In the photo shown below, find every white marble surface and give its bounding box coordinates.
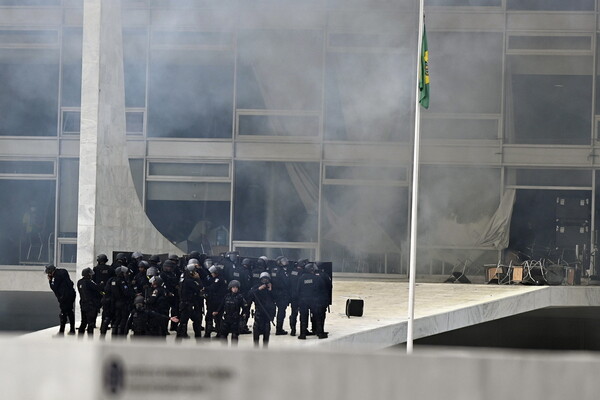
[77,0,179,281]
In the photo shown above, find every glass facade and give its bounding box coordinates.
[1,1,600,277]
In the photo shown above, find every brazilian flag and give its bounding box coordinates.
[419,25,429,109]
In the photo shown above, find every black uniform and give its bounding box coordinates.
[298,271,326,339]
[234,264,253,333]
[133,271,150,297]
[177,274,204,338]
[270,265,290,334]
[160,268,180,331]
[247,283,276,347]
[99,277,115,335]
[110,275,135,336]
[49,268,76,334]
[126,307,171,337]
[315,269,332,335]
[216,292,246,344]
[146,285,170,336]
[204,274,228,338]
[93,262,114,291]
[288,267,303,335]
[76,277,102,334]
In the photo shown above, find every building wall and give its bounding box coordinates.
[1,1,600,287]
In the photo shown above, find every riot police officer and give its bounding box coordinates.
[237,258,253,334]
[204,265,227,338]
[177,264,205,339]
[214,280,246,346]
[76,267,102,335]
[247,271,276,348]
[288,259,306,336]
[93,253,114,290]
[271,256,290,335]
[133,260,150,296]
[160,259,180,333]
[314,263,332,337]
[129,251,144,273]
[126,295,178,338]
[145,276,170,337]
[110,266,135,337]
[45,264,76,335]
[297,263,327,340]
[148,254,161,271]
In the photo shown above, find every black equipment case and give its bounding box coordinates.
[345,298,364,317]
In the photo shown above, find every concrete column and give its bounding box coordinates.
[77,0,179,279]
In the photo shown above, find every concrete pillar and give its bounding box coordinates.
[76,0,179,279]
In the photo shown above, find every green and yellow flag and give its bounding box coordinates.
[418,25,429,109]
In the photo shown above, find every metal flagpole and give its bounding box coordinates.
[407,0,426,354]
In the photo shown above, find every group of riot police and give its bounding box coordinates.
[44,251,332,347]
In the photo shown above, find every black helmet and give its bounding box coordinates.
[134,295,145,305]
[146,267,158,277]
[138,260,149,269]
[116,266,129,277]
[132,251,143,259]
[189,251,201,260]
[82,267,93,278]
[227,251,239,263]
[149,254,160,264]
[259,271,270,281]
[304,263,315,273]
[228,280,240,289]
[297,259,309,268]
[168,253,179,262]
[242,258,251,267]
[97,254,108,263]
[186,264,196,273]
[162,260,175,270]
[44,264,56,274]
[276,256,289,267]
[116,253,127,261]
[149,276,163,286]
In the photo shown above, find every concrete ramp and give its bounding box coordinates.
[23,280,600,349]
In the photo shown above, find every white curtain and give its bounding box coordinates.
[476,189,516,250]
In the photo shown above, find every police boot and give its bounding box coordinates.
[204,326,212,338]
[67,312,76,335]
[170,320,179,332]
[176,324,190,339]
[57,313,67,335]
[100,318,110,336]
[275,320,288,335]
[192,322,203,338]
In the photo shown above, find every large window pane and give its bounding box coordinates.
[237,30,323,112]
[506,0,594,11]
[427,32,503,115]
[234,161,319,242]
[147,46,234,138]
[325,52,411,142]
[146,181,231,255]
[123,29,147,108]
[61,28,82,108]
[321,185,407,274]
[58,159,78,236]
[507,72,592,144]
[0,179,56,265]
[0,49,59,136]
